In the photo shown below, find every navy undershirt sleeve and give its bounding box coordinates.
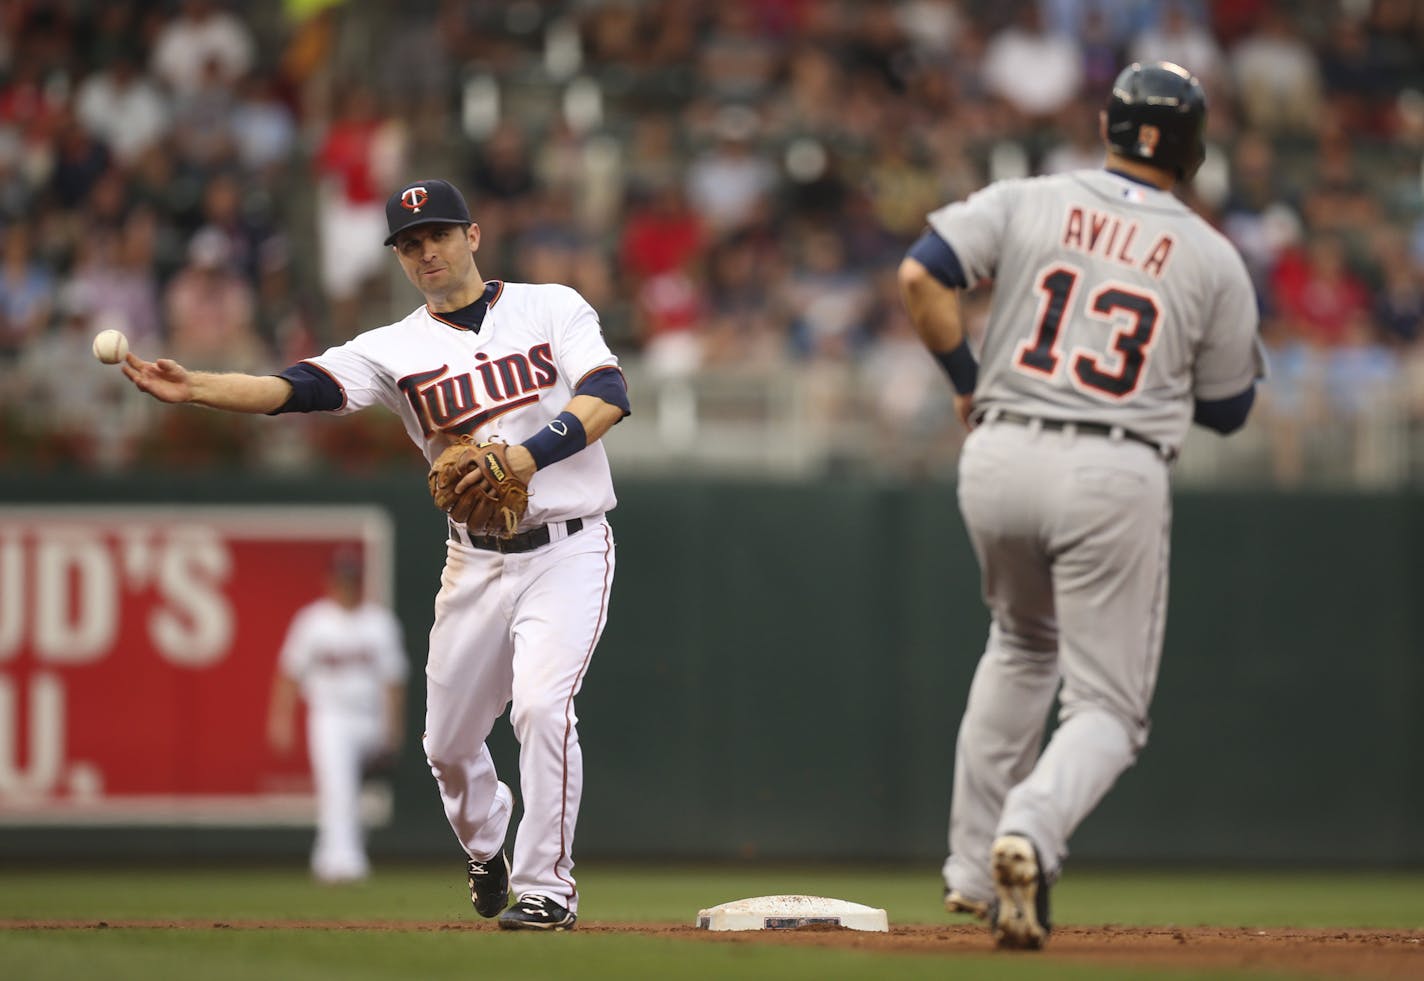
[270,363,344,414]
[906,230,969,289]
[1193,385,1255,434]
[573,367,631,417]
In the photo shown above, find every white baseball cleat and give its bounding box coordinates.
[943,887,989,920]
[989,833,1051,950]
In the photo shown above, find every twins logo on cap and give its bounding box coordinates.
[385,179,473,245]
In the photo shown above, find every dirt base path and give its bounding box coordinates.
[4,919,1420,979]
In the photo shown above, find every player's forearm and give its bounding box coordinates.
[188,372,293,414]
[565,394,625,444]
[898,257,966,353]
[507,394,625,480]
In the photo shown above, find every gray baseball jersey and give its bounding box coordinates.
[927,170,1260,450]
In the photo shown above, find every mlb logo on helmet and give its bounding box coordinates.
[384,179,472,245]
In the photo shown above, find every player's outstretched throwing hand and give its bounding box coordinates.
[121,352,194,404]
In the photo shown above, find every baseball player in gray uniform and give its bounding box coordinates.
[121,178,630,931]
[898,63,1262,949]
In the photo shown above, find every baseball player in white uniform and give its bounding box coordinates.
[268,547,407,883]
[898,63,1262,949]
[122,178,629,931]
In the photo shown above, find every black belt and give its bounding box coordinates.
[449,518,584,553]
[984,410,1176,462]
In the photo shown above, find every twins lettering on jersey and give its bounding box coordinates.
[1061,207,1175,278]
[313,646,379,670]
[399,343,558,437]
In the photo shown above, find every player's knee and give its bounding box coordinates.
[422,732,473,777]
[1062,700,1148,755]
[510,692,572,743]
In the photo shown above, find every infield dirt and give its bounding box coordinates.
[6,920,1420,979]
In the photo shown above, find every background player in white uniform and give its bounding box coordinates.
[898,63,1262,949]
[267,547,407,883]
[122,178,629,931]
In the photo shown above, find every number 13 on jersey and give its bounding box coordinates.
[1013,263,1162,401]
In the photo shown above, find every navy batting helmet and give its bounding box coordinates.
[1104,62,1206,180]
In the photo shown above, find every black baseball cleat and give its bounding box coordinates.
[497,894,578,931]
[989,833,1052,950]
[466,850,510,918]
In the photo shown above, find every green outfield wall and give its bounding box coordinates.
[1,474,1418,866]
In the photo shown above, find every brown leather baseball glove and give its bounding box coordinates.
[428,436,531,539]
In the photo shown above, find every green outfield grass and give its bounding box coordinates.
[1,863,1418,980]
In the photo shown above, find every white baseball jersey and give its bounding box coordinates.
[928,170,1261,451]
[278,598,408,717]
[279,596,406,883]
[304,281,620,529]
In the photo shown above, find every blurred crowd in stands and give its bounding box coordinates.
[0,0,1422,484]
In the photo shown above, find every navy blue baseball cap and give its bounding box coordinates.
[384,179,472,246]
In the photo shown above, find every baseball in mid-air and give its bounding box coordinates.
[92,328,129,364]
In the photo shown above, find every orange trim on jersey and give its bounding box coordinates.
[425,281,504,331]
[554,521,613,903]
[299,359,349,410]
[574,364,624,389]
[439,393,541,437]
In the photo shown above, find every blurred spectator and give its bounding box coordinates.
[1228,7,1322,135]
[466,119,539,255]
[766,45,848,138]
[514,190,617,315]
[74,53,171,166]
[164,227,267,371]
[1317,12,1395,140]
[1038,98,1104,174]
[841,2,916,95]
[1370,227,1424,347]
[231,74,298,176]
[980,3,1084,121]
[1270,234,1372,349]
[781,226,875,360]
[1219,132,1302,297]
[0,224,55,359]
[1129,2,1227,96]
[169,55,239,170]
[619,180,704,285]
[14,288,144,469]
[0,0,1417,486]
[695,3,780,103]
[1297,136,1380,239]
[64,216,162,351]
[699,231,786,369]
[684,105,777,236]
[1074,7,1125,94]
[48,109,110,206]
[632,255,705,380]
[858,266,957,473]
[313,85,406,336]
[196,170,274,282]
[863,133,943,238]
[622,113,684,198]
[150,0,256,98]
[255,235,320,363]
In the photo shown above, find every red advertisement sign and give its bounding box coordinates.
[0,505,395,826]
